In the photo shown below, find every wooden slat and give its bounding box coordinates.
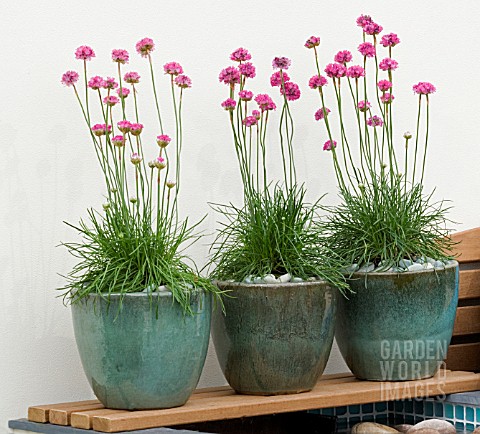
[71,409,126,430]
[49,402,104,425]
[453,305,480,336]
[459,269,480,299]
[91,370,480,433]
[27,400,100,423]
[450,228,480,263]
[446,343,480,371]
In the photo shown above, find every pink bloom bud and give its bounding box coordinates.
[356,14,373,27]
[242,116,258,127]
[334,50,353,64]
[308,74,328,89]
[88,76,104,90]
[130,123,144,136]
[103,77,118,89]
[130,153,142,165]
[367,115,383,127]
[117,120,132,133]
[221,98,237,111]
[116,87,130,98]
[112,49,129,64]
[166,179,176,189]
[238,62,256,78]
[377,80,392,92]
[412,82,436,95]
[136,37,155,57]
[219,66,241,85]
[272,56,291,70]
[379,58,398,71]
[154,156,167,170]
[75,45,95,61]
[314,107,330,121]
[124,72,140,84]
[380,33,400,48]
[61,70,79,87]
[357,100,371,112]
[325,63,346,78]
[174,75,192,89]
[254,94,276,112]
[323,140,337,151]
[112,135,125,147]
[230,48,252,62]
[358,42,376,58]
[252,110,261,120]
[346,65,365,79]
[305,36,320,49]
[363,22,383,35]
[280,82,301,101]
[380,92,395,104]
[239,90,254,101]
[103,95,119,106]
[163,62,183,76]
[91,124,110,136]
[270,71,290,87]
[156,134,171,147]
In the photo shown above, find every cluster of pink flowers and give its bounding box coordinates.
[239,90,253,101]
[103,77,118,89]
[280,82,301,101]
[219,66,241,85]
[358,42,376,58]
[135,38,155,57]
[363,22,383,35]
[413,82,436,95]
[87,76,104,90]
[153,156,167,169]
[346,65,365,78]
[254,94,276,112]
[304,36,320,49]
[314,107,330,121]
[334,50,353,64]
[356,14,372,27]
[380,33,400,47]
[156,135,171,147]
[377,80,392,92]
[91,124,112,136]
[75,45,95,61]
[380,92,395,104]
[272,56,291,70]
[379,58,399,71]
[111,135,125,147]
[112,49,129,64]
[174,75,192,89]
[309,74,327,89]
[61,71,79,87]
[325,63,346,78]
[270,71,290,87]
[230,47,252,62]
[118,120,133,133]
[221,98,237,111]
[367,115,384,127]
[357,100,371,112]
[242,116,258,127]
[103,95,120,106]
[130,123,144,136]
[238,62,256,78]
[323,140,337,151]
[116,87,130,98]
[252,110,261,120]
[164,62,183,75]
[124,71,140,84]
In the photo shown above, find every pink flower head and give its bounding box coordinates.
[156,134,171,147]
[270,71,290,87]
[239,90,254,101]
[130,123,144,136]
[88,75,104,90]
[280,81,301,101]
[308,74,328,89]
[112,49,129,64]
[358,42,376,58]
[377,80,392,92]
[254,94,276,111]
[357,100,371,112]
[334,50,353,64]
[380,33,401,48]
[130,153,142,165]
[116,87,130,98]
[103,95,119,106]
[230,48,252,62]
[413,82,436,95]
[272,56,291,70]
[117,120,132,133]
[305,36,320,49]
[346,65,365,79]
[75,45,95,61]
[242,116,258,127]
[154,156,167,169]
[356,14,373,27]
[314,107,330,121]
[61,70,79,87]
[219,66,241,86]
[325,63,346,78]
[379,58,398,71]
[238,62,256,78]
[175,75,192,89]
[124,72,140,84]
[252,110,261,120]
[111,135,125,147]
[363,22,383,35]
[221,98,237,111]
[367,115,383,127]
[323,140,337,151]
[91,124,111,136]
[163,62,183,76]
[103,77,118,89]
[380,92,395,104]
[136,37,155,57]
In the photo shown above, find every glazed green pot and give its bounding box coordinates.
[71,291,212,410]
[212,281,337,395]
[336,262,459,381]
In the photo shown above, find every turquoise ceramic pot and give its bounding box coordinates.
[71,291,211,410]
[212,281,337,395]
[336,262,459,381]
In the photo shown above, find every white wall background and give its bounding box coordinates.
[1,0,479,431]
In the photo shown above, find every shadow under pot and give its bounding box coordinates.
[212,280,338,395]
[71,290,212,410]
[335,261,459,381]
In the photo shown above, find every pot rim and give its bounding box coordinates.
[348,259,458,278]
[77,288,207,299]
[213,279,332,290]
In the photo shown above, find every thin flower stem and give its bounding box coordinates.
[148,53,164,134]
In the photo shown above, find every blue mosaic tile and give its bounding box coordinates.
[424,401,433,417]
[335,406,347,416]
[405,400,414,413]
[349,405,360,415]
[477,407,480,422]
[414,400,424,414]
[445,403,454,419]
[376,402,388,413]
[349,416,361,424]
[467,423,475,431]
[434,401,444,417]
[466,406,475,422]
[321,408,334,416]
[404,415,415,424]
[454,421,465,430]
[395,401,404,412]
[387,401,395,412]
[455,404,465,420]
[362,403,374,414]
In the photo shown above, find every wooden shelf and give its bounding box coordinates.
[27,370,480,433]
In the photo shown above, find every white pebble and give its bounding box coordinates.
[278,273,292,283]
[253,277,265,284]
[263,274,277,284]
[407,263,424,272]
[399,259,412,269]
[358,263,375,273]
[345,264,359,273]
[433,261,444,269]
[292,277,304,283]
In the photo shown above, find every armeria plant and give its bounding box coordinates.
[306,15,454,272]
[60,39,221,312]
[210,48,346,287]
